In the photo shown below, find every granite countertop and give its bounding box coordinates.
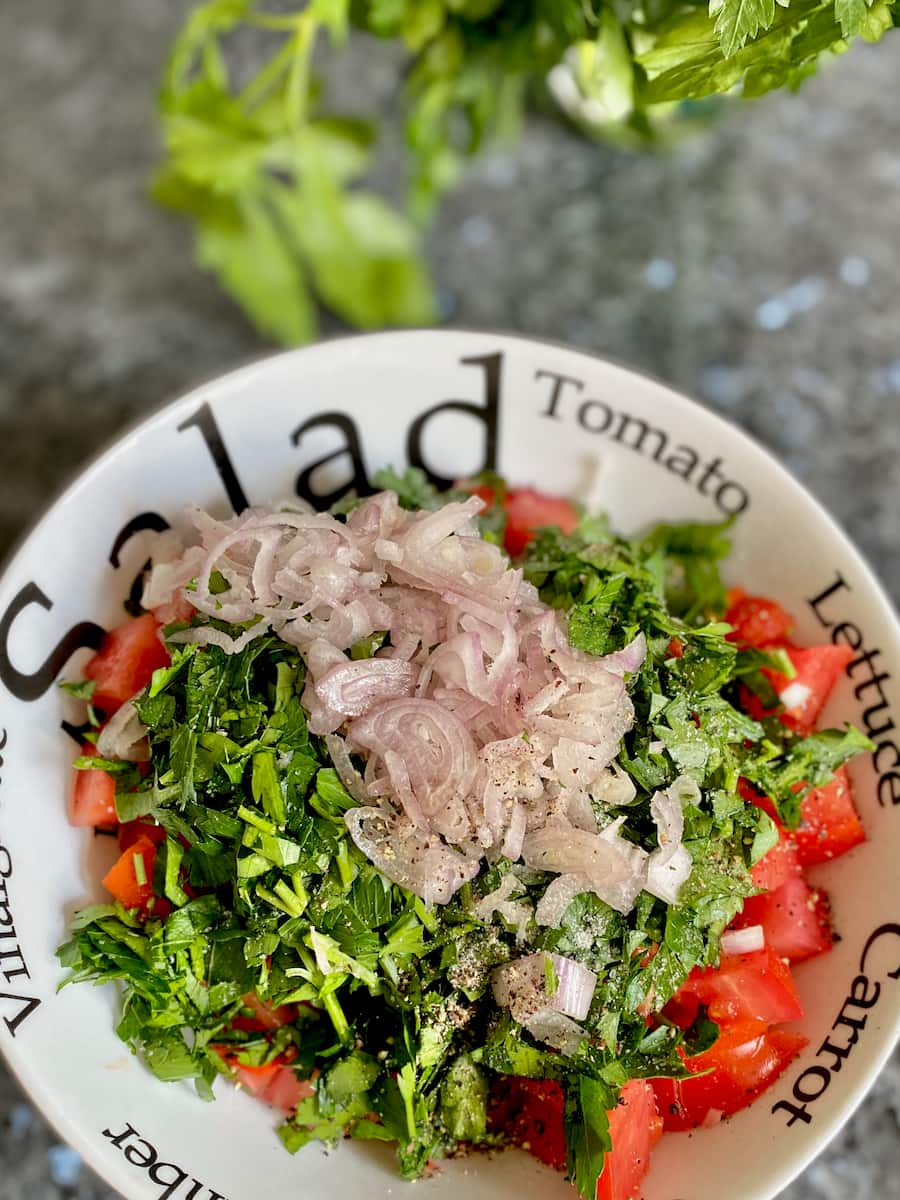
[0,1,897,1197]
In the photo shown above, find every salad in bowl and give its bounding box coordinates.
[0,332,896,1200]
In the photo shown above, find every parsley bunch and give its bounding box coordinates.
[58,487,869,1196]
[152,0,898,343]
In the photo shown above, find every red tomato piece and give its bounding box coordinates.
[84,613,170,715]
[69,744,117,828]
[741,644,855,735]
[750,831,800,893]
[503,488,579,557]
[118,820,167,851]
[669,947,804,1028]
[652,1023,807,1131]
[231,994,298,1034]
[262,1067,315,1114]
[735,874,832,963]
[725,594,794,649]
[596,1079,663,1200]
[102,835,157,912]
[792,767,865,865]
[487,1077,567,1172]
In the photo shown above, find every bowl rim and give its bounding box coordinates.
[1,326,898,1200]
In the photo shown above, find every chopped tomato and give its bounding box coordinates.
[84,613,169,715]
[725,593,793,648]
[652,1024,807,1130]
[741,768,864,866]
[792,767,865,865]
[69,744,117,828]
[503,488,579,557]
[231,994,298,1034]
[222,1053,313,1115]
[668,947,804,1028]
[118,820,167,851]
[735,874,832,963]
[750,831,800,893]
[667,637,684,659]
[597,1079,663,1200]
[487,1077,567,1172]
[457,481,579,558]
[102,834,157,912]
[741,644,854,735]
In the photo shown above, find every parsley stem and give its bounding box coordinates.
[237,805,277,835]
[255,883,297,917]
[321,990,350,1044]
[273,878,306,918]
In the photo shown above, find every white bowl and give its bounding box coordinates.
[0,330,897,1200]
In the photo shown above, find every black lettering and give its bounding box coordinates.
[577,399,614,435]
[0,903,12,928]
[792,1066,831,1103]
[832,1006,868,1038]
[184,1182,205,1200]
[807,573,851,628]
[663,444,699,481]
[0,991,41,1037]
[714,480,750,516]
[696,456,725,496]
[832,621,863,650]
[860,688,895,739]
[0,845,10,878]
[610,413,668,462]
[2,963,30,984]
[847,646,882,682]
[291,413,371,509]
[103,1122,140,1149]
[0,926,17,941]
[148,1161,189,1200]
[109,513,172,617]
[124,1138,158,1168]
[536,368,583,420]
[772,1097,813,1126]
[874,740,900,773]
[0,584,105,702]
[407,353,501,489]
[817,1035,854,1073]
[109,513,171,568]
[859,923,900,979]
[205,1192,227,1200]
[178,403,249,514]
[878,772,900,808]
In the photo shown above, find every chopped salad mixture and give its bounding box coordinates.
[58,472,870,1200]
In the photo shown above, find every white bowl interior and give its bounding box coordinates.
[0,331,897,1200]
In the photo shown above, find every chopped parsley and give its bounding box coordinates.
[58,490,869,1198]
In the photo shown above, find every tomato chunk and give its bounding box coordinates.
[458,481,580,559]
[669,947,804,1029]
[231,1059,313,1113]
[652,1024,807,1130]
[231,994,298,1034]
[118,820,167,851]
[741,644,854,735]
[488,1077,567,1172]
[735,874,832,963]
[84,614,169,715]
[69,744,117,828]
[597,1079,663,1200]
[793,767,865,865]
[725,593,794,649]
[102,835,157,912]
[750,831,800,893]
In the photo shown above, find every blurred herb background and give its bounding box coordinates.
[154,0,899,343]
[0,2,898,1197]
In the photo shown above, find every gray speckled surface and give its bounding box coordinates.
[0,2,898,1197]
